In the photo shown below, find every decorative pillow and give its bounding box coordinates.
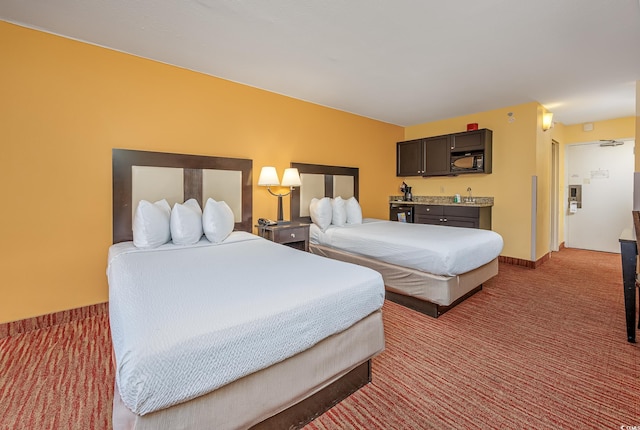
[133,199,172,248]
[203,198,235,243]
[345,197,363,224]
[309,197,332,231]
[331,196,347,227]
[170,198,203,245]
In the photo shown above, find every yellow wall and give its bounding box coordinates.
[534,105,553,260]
[404,102,540,261]
[560,117,635,144]
[550,122,566,250]
[0,22,403,323]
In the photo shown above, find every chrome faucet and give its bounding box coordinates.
[466,187,474,203]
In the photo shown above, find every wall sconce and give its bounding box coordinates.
[258,166,302,222]
[542,112,554,131]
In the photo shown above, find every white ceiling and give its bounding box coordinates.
[2,0,639,127]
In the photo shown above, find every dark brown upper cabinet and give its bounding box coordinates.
[397,138,425,176]
[424,135,451,176]
[450,129,490,152]
[397,129,492,177]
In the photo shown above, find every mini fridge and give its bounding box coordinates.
[390,204,414,223]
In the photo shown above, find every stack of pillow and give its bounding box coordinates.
[309,196,362,231]
[132,198,235,248]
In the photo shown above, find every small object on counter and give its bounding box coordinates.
[454,194,461,203]
[467,123,478,131]
[400,181,412,201]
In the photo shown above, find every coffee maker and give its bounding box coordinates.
[400,182,412,201]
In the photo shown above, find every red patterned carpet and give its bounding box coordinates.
[1,248,638,429]
[306,249,640,429]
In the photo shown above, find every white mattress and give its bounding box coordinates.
[310,219,503,276]
[107,232,384,416]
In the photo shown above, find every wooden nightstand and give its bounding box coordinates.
[257,222,310,252]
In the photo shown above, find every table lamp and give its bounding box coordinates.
[258,166,301,221]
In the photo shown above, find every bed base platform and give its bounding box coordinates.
[385,286,483,318]
[252,360,371,429]
[310,244,498,318]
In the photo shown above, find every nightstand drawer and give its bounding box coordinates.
[257,222,310,252]
[273,226,307,244]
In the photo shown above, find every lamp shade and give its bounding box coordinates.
[281,168,302,187]
[258,166,280,186]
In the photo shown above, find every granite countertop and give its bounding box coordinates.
[389,195,494,207]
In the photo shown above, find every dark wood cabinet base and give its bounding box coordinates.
[411,204,492,230]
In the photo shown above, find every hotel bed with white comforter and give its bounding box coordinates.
[108,232,385,421]
[310,219,503,277]
[308,217,504,316]
[288,162,505,317]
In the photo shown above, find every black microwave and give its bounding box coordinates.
[451,152,483,172]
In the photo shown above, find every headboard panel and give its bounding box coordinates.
[113,149,252,243]
[290,162,359,223]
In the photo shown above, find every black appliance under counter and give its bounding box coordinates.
[389,202,414,223]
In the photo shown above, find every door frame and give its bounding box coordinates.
[550,140,560,252]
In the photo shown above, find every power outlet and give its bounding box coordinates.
[440,186,445,193]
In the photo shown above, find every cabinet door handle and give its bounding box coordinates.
[290,233,296,238]
[443,218,448,222]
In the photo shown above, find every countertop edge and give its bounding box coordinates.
[389,196,494,207]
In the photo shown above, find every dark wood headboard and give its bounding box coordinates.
[112,149,252,243]
[290,162,359,223]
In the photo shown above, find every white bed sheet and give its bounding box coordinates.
[107,232,384,416]
[310,219,503,276]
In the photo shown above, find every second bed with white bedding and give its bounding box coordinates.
[108,232,385,416]
[310,219,504,276]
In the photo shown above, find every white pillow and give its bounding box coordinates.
[345,197,363,224]
[133,199,171,248]
[170,199,203,245]
[331,196,347,227]
[310,197,332,231]
[203,198,235,243]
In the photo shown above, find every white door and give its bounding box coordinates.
[565,140,634,253]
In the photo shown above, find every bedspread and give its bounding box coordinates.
[310,219,503,276]
[107,232,384,415]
